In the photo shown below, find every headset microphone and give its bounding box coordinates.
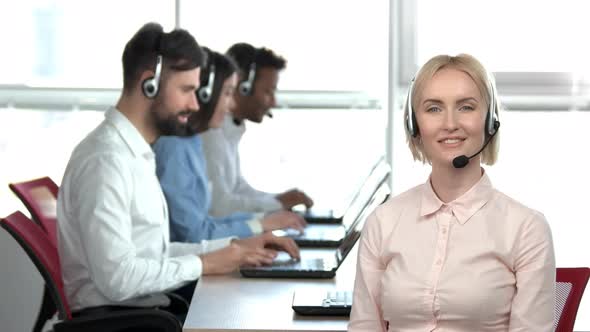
[452,121,500,168]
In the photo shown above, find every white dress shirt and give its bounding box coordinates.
[200,113,282,217]
[57,108,233,311]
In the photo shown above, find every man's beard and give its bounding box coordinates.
[149,100,192,137]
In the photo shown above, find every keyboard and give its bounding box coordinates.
[323,291,353,307]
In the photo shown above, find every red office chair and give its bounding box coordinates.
[554,267,590,332]
[9,177,60,332]
[0,211,181,332]
[9,176,59,247]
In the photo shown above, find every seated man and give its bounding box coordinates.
[200,43,314,217]
[57,23,298,324]
[154,48,306,243]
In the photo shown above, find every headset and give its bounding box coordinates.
[404,74,498,138]
[238,62,257,96]
[197,64,216,103]
[142,55,163,99]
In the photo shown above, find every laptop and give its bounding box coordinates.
[277,159,390,247]
[297,157,387,225]
[240,183,389,279]
[292,289,353,316]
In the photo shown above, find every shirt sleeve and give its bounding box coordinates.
[508,211,556,332]
[71,154,201,302]
[234,157,284,210]
[348,208,388,332]
[201,129,283,216]
[155,137,256,242]
[169,237,234,257]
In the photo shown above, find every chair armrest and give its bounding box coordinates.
[165,292,190,313]
[53,309,180,332]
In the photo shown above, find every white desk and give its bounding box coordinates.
[183,247,357,332]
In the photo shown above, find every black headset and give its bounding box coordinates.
[197,64,216,104]
[404,75,498,138]
[142,55,163,99]
[238,62,256,96]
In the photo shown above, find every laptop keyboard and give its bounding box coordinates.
[271,258,333,271]
[323,291,353,307]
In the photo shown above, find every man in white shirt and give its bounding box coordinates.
[57,23,299,323]
[201,43,314,217]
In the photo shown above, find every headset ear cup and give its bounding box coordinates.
[239,81,251,96]
[410,111,418,137]
[239,62,256,96]
[142,77,157,99]
[405,78,418,137]
[198,87,211,103]
[142,54,163,99]
[198,64,216,103]
[485,110,492,135]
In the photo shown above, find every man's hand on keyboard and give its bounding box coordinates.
[234,232,301,261]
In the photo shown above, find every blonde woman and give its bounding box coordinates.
[349,54,555,331]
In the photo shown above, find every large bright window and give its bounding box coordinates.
[411,0,590,106]
[0,0,174,88]
[240,108,386,211]
[180,0,389,95]
[416,0,590,72]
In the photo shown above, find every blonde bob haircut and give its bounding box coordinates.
[404,53,500,165]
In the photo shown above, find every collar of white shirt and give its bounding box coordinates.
[105,107,155,161]
[420,171,494,225]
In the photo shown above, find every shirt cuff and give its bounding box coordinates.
[170,237,235,257]
[260,195,283,212]
[200,236,236,253]
[174,254,203,281]
[246,213,265,234]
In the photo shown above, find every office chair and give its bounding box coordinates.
[554,267,590,332]
[0,211,181,332]
[9,176,59,247]
[9,177,61,332]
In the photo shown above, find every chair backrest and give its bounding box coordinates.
[0,211,71,320]
[9,177,59,248]
[554,267,590,332]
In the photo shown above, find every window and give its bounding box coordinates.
[180,0,389,94]
[416,0,590,73]
[240,108,386,209]
[0,0,174,88]
[405,0,590,109]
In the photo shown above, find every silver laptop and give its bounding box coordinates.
[292,289,353,316]
[277,159,390,247]
[297,157,386,224]
[240,183,389,278]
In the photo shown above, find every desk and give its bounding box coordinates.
[183,247,357,332]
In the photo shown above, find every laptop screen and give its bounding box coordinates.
[335,182,390,265]
[333,157,385,217]
[340,160,390,229]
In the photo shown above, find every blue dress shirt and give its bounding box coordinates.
[154,135,259,242]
